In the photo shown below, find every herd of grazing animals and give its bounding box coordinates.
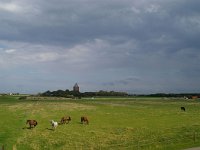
[26,116,89,130]
[26,107,185,130]
[26,107,186,130]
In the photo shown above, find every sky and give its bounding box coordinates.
[0,0,200,94]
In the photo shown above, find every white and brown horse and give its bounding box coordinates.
[50,120,58,130]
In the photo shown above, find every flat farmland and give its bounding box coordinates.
[1,96,200,150]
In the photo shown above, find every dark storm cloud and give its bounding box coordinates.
[0,0,134,45]
[0,0,199,48]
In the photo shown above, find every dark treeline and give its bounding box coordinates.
[83,90,128,97]
[135,93,200,98]
[40,89,128,98]
[40,90,200,99]
[40,89,80,98]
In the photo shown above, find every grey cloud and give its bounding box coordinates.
[0,0,199,47]
[0,0,200,93]
[103,76,141,86]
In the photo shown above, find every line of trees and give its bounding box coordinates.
[137,93,200,98]
[83,90,128,97]
[40,90,200,99]
[40,89,129,98]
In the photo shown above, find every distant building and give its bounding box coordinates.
[73,83,79,92]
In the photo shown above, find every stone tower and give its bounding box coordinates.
[73,83,79,92]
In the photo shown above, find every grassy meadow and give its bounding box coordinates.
[1,96,200,149]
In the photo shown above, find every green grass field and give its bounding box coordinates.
[1,96,200,150]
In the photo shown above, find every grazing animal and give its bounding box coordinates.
[60,116,71,124]
[50,120,58,130]
[26,120,38,129]
[181,107,185,111]
[81,116,89,124]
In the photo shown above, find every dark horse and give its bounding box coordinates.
[60,116,71,124]
[181,107,185,111]
[26,120,38,129]
[81,116,89,124]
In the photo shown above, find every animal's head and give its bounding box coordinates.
[26,120,30,124]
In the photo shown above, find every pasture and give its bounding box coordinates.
[1,96,200,149]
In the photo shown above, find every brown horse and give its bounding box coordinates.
[26,120,38,129]
[81,116,89,124]
[60,116,71,124]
